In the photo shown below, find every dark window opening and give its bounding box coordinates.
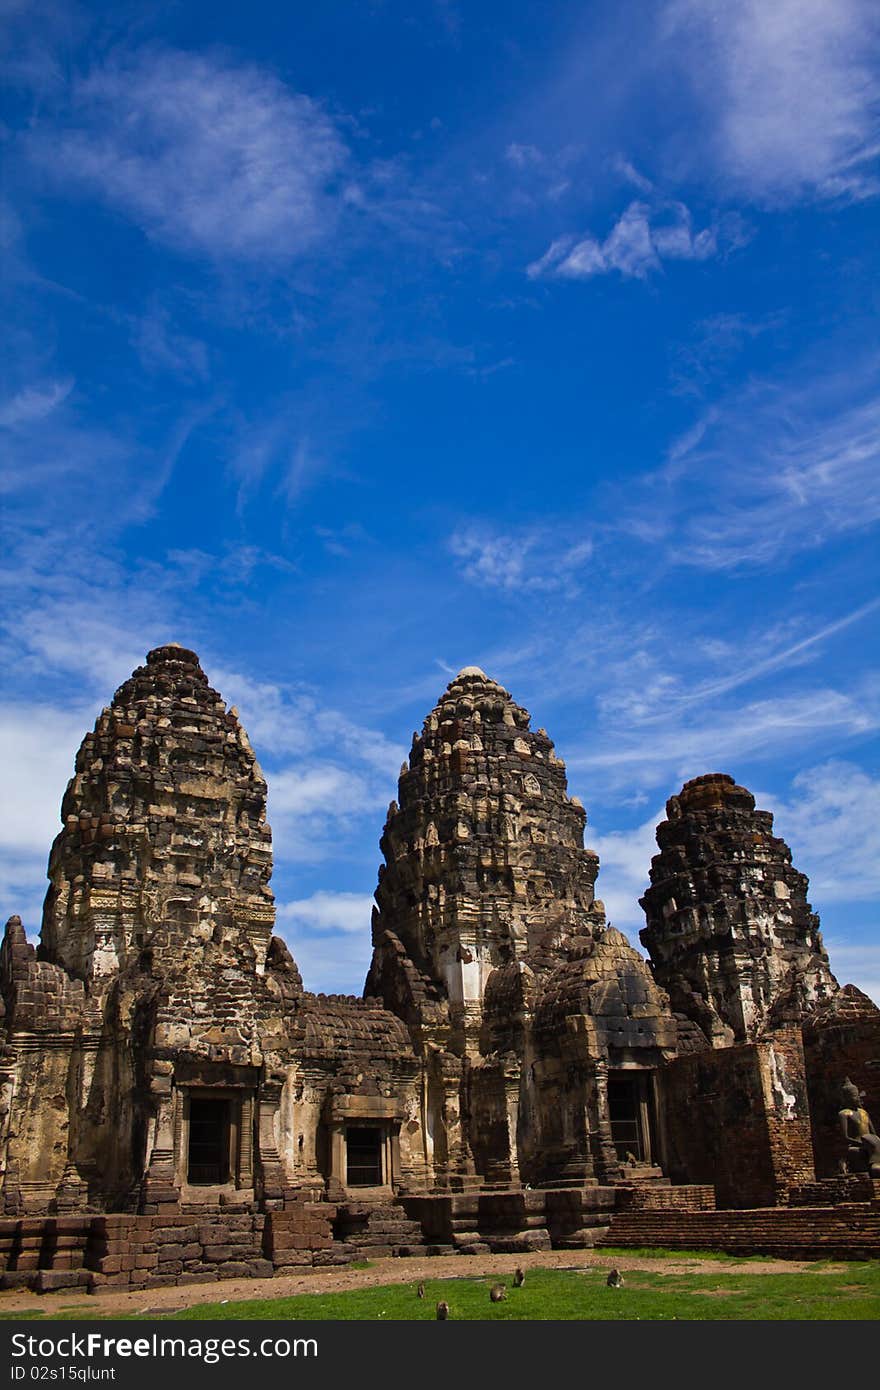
[608,1074,651,1164]
[188,1098,230,1184]
[346,1126,383,1187]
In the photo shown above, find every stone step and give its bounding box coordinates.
[618,1165,668,1180]
[33,1270,92,1293]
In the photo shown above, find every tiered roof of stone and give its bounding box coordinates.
[297,994,414,1066]
[533,928,677,1053]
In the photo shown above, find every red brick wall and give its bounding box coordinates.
[761,1027,815,1197]
[659,1029,813,1207]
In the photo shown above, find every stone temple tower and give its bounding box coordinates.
[367,666,603,1058]
[365,667,675,1187]
[640,773,838,1045]
[40,642,276,984]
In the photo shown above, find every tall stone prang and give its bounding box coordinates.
[40,642,275,983]
[366,667,603,1057]
[366,667,678,1188]
[640,773,839,1045]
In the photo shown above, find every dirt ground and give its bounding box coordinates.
[0,1248,847,1319]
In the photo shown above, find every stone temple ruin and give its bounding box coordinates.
[0,644,878,1290]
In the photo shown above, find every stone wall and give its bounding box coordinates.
[0,1206,350,1292]
[659,1027,814,1207]
[599,1205,880,1260]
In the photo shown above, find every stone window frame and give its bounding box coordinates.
[174,1084,255,1198]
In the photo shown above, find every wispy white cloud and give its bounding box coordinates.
[661,0,880,203]
[133,305,209,380]
[0,377,210,531]
[0,378,73,428]
[270,763,373,820]
[764,760,880,903]
[276,930,373,997]
[656,599,880,712]
[669,312,774,398]
[572,683,880,798]
[527,199,723,281]
[505,142,545,170]
[449,526,593,593]
[5,596,166,696]
[30,48,349,262]
[0,701,97,933]
[0,703,91,857]
[611,356,880,573]
[277,890,374,936]
[660,378,880,571]
[211,665,405,771]
[821,943,880,1007]
[590,810,663,936]
[275,890,377,993]
[207,663,403,864]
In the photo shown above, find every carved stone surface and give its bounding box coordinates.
[40,643,276,985]
[367,667,603,1056]
[640,773,838,1045]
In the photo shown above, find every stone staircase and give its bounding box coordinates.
[332,1201,427,1258]
[0,1217,92,1292]
[447,1191,552,1255]
[598,1204,880,1259]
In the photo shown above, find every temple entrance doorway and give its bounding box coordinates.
[187,1098,230,1184]
[345,1126,384,1187]
[607,1072,655,1165]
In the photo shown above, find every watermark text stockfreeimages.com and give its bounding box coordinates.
[10,1332,316,1369]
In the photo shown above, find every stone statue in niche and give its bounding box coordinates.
[838,1079,880,1176]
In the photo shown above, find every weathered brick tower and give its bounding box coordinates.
[640,773,838,1046]
[367,666,603,1054]
[366,667,677,1186]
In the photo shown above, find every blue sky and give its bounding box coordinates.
[1,0,878,1000]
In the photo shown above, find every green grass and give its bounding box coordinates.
[5,1263,879,1322]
